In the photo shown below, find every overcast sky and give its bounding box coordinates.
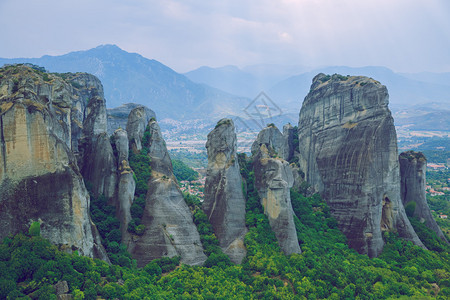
[1,0,449,73]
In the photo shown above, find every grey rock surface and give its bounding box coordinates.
[81,133,117,199]
[0,65,107,260]
[251,125,288,160]
[107,103,156,136]
[126,106,151,152]
[76,74,117,200]
[128,120,206,267]
[203,119,248,263]
[297,73,424,257]
[283,124,296,162]
[253,143,301,255]
[114,128,135,245]
[399,151,448,243]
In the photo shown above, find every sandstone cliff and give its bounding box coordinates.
[128,119,206,267]
[0,65,107,260]
[252,126,301,255]
[297,73,424,257]
[203,119,248,263]
[399,151,448,243]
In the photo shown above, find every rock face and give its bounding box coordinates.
[114,128,135,244]
[400,151,448,243]
[297,73,424,257]
[79,89,117,199]
[251,125,288,160]
[203,119,248,263]
[282,124,296,162]
[107,103,156,136]
[128,119,206,267]
[126,106,152,152]
[0,65,107,260]
[252,127,301,255]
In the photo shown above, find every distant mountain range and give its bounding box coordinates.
[0,45,249,121]
[1,45,449,131]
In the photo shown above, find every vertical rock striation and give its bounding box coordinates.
[252,126,301,255]
[114,128,135,245]
[126,106,149,152]
[128,119,206,267]
[203,119,248,263]
[399,151,448,243]
[79,87,117,200]
[0,65,107,260]
[297,73,424,257]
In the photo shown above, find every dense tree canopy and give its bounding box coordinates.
[1,153,449,299]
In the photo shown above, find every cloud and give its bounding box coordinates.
[0,0,449,72]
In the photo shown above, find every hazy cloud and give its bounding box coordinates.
[1,0,449,72]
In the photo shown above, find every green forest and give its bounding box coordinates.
[1,153,450,299]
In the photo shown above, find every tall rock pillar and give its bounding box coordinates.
[203,119,248,263]
[399,151,448,243]
[297,73,424,257]
[252,126,301,255]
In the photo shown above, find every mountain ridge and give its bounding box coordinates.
[0,44,250,121]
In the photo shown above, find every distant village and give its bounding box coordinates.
[426,161,450,220]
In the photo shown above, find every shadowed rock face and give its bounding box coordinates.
[203,119,248,263]
[252,127,301,255]
[0,65,107,260]
[113,129,135,245]
[77,76,117,200]
[400,151,448,243]
[297,73,424,257]
[128,120,206,267]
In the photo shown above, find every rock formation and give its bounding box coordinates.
[399,151,448,243]
[282,124,296,162]
[128,119,206,267]
[126,106,151,152]
[203,119,248,263]
[251,124,288,160]
[107,103,156,136]
[78,85,117,200]
[252,126,301,255]
[114,128,135,244]
[0,65,107,260]
[297,73,424,257]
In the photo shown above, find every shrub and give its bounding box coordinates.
[29,221,41,237]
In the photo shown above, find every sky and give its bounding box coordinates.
[0,0,449,73]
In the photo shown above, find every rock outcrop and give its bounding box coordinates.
[128,119,206,267]
[252,126,301,255]
[113,128,135,245]
[251,125,287,160]
[399,151,448,243]
[0,65,107,260]
[283,124,296,162]
[297,73,424,257]
[126,106,152,152]
[79,86,117,200]
[203,119,248,263]
[107,103,156,136]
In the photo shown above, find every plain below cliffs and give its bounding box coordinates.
[127,114,206,267]
[297,73,424,257]
[203,119,248,264]
[399,151,448,243]
[251,126,301,255]
[0,65,108,260]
